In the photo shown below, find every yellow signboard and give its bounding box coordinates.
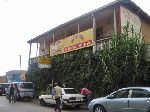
[62,28,94,53]
[38,56,51,68]
[50,28,94,56]
[50,40,62,56]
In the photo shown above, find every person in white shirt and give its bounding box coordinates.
[53,82,62,112]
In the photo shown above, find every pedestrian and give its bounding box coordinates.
[13,84,18,103]
[52,82,62,112]
[9,84,14,103]
[81,84,93,105]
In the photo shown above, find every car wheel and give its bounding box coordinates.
[93,105,106,112]
[17,95,22,101]
[40,99,46,106]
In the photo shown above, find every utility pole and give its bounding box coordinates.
[19,55,21,70]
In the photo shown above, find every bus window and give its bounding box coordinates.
[20,83,33,89]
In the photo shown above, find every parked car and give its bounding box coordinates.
[0,83,9,95]
[39,88,86,109]
[6,82,34,100]
[88,87,150,112]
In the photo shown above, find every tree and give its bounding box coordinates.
[26,25,148,96]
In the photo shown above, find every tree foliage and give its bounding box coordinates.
[26,26,150,96]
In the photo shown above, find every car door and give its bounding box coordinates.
[129,89,150,112]
[44,95,55,104]
[106,89,131,112]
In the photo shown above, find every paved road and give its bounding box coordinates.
[0,96,88,112]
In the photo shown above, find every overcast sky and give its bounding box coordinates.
[0,0,149,76]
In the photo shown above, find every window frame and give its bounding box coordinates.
[112,89,130,99]
[130,89,150,98]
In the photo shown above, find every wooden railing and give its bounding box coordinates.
[29,37,111,64]
[96,36,111,50]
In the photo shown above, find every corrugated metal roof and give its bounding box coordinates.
[27,0,150,43]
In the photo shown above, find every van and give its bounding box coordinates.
[6,82,34,100]
[0,83,9,95]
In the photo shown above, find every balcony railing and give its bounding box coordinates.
[96,36,111,50]
[29,37,111,64]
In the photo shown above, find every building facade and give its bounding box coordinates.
[27,0,150,65]
[0,76,6,83]
[6,70,26,83]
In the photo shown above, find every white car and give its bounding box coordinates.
[39,88,87,109]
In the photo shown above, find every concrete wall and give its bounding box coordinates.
[141,20,150,43]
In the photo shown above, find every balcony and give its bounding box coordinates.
[96,36,111,50]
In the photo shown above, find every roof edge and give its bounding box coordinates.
[27,0,150,43]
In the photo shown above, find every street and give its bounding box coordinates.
[0,96,88,112]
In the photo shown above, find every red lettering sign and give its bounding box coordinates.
[63,40,92,53]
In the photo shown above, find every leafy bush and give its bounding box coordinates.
[26,25,149,96]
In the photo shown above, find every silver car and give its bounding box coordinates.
[88,87,150,112]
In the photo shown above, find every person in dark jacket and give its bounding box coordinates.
[13,84,18,103]
[9,84,14,103]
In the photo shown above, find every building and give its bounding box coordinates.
[27,0,150,65]
[0,76,6,83]
[6,70,26,83]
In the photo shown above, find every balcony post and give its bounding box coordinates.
[36,43,38,58]
[92,13,96,54]
[65,28,67,38]
[114,8,117,34]
[53,32,55,43]
[78,22,80,34]
[28,43,32,67]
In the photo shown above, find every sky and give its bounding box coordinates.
[0,0,149,76]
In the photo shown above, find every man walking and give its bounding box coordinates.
[9,84,14,103]
[53,82,62,112]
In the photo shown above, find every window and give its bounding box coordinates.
[20,83,33,89]
[11,75,15,80]
[131,89,149,98]
[113,89,129,98]
[64,89,78,94]
[96,27,103,40]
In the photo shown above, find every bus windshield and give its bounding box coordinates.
[20,83,33,89]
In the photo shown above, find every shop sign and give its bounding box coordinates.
[38,56,51,68]
[50,28,94,56]
[62,28,94,53]
[50,40,62,56]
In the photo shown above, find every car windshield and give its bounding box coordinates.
[20,83,33,89]
[64,89,78,94]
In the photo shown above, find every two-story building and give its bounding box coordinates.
[27,0,150,66]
